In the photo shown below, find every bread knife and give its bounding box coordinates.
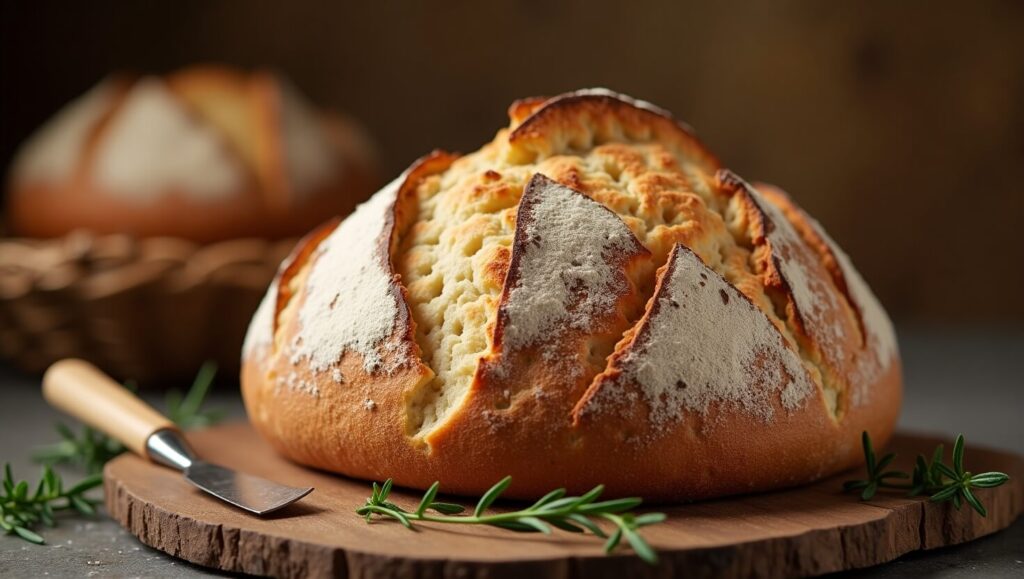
[42,359,312,515]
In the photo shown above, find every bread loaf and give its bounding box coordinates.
[6,66,378,242]
[241,89,901,500]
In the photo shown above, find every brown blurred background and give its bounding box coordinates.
[2,0,1022,323]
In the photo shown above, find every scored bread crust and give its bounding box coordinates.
[242,89,901,501]
[6,66,378,242]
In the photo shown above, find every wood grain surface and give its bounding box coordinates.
[103,423,1023,578]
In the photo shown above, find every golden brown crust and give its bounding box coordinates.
[508,89,719,173]
[6,66,379,243]
[242,89,901,501]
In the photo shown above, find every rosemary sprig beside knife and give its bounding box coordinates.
[32,362,223,475]
[2,362,223,545]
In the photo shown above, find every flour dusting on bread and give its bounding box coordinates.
[826,238,897,368]
[812,222,898,405]
[498,174,648,352]
[585,244,813,428]
[92,78,245,201]
[243,283,277,360]
[279,78,337,197]
[290,177,404,374]
[13,80,116,184]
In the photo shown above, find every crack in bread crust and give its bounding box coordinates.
[252,152,453,395]
[573,243,817,431]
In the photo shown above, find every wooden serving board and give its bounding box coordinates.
[104,423,1023,579]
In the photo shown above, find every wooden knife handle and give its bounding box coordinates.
[42,359,176,458]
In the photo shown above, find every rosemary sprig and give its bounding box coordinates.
[33,362,223,474]
[356,476,666,565]
[843,431,1010,516]
[31,423,125,476]
[164,362,224,429]
[0,463,102,544]
[841,431,909,500]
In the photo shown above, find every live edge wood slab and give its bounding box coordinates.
[104,423,1023,579]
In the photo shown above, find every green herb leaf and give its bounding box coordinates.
[930,485,959,502]
[603,527,623,553]
[473,475,511,517]
[579,497,642,514]
[529,488,567,510]
[962,486,986,516]
[416,482,440,517]
[934,462,958,481]
[863,431,876,472]
[380,507,412,529]
[492,520,541,532]
[568,513,607,538]
[14,526,45,545]
[548,518,585,533]
[634,513,667,527]
[518,516,551,534]
[379,479,394,502]
[428,502,466,515]
[952,434,966,476]
[970,472,1010,488]
[623,525,658,565]
[66,474,103,497]
[875,452,896,473]
[70,495,95,515]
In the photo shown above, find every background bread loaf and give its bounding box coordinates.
[242,90,901,500]
[5,65,378,242]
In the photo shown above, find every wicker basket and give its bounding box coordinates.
[0,232,294,385]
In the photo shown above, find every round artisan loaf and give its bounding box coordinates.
[6,65,378,242]
[242,89,901,501]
